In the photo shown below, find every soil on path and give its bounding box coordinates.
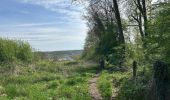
[89,74,103,100]
[89,73,117,100]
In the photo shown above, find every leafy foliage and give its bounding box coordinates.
[117,79,147,100]
[82,1,126,65]
[147,4,170,62]
[0,38,34,63]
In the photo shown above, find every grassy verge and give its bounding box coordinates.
[0,60,97,100]
[96,69,130,100]
[116,66,152,100]
[97,71,112,100]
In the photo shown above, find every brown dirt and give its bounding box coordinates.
[89,73,118,100]
[89,74,103,100]
[111,88,118,100]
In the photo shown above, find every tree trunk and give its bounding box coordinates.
[112,0,125,67]
[112,0,125,44]
[142,0,148,37]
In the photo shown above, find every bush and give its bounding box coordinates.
[17,42,33,62]
[0,38,34,63]
[117,79,147,100]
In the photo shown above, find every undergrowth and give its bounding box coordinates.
[0,60,97,100]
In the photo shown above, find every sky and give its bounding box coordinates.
[0,0,87,51]
[0,0,159,51]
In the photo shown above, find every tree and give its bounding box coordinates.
[147,3,170,62]
[125,0,152,44]
[82,0,126,66]
[113,0,125,44]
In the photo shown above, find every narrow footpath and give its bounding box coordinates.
[89,73,118,100]
[89,74,103,100]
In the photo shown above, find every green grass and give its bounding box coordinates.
[0,59,153,100]
[97,71,112,100]
[96,69,130,100]
[0,60,97,100]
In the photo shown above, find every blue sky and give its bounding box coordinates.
[0,0,87,51]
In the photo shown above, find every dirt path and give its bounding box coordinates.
[89,74,103,100]
[111,88,118,100]
[89,73,118,100]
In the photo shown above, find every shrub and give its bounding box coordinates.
[117,79,147,100]
[17,42,33,62]
[0,38,34,63]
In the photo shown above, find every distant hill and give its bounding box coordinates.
[39,50,83,61]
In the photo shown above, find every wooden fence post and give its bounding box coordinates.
[99,58,105,69]
[133,61,137,80]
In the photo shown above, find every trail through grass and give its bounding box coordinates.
[0,60,131,100]
[0,60,98,100]
[89,73,102,100]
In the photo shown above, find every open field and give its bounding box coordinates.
[0,60,97,100]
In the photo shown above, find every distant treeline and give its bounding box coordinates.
[39,50,83,61]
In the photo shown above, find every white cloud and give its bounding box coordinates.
[17,0,87,28]
[0,21,87,51]
[0,0,87,51]
[17,0,87,32]
[0,23,58,27]
[18,0,85,22]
